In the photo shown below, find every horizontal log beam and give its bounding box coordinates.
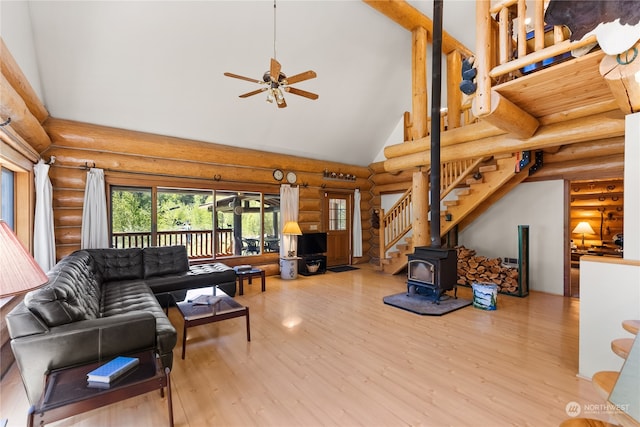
[527,154,624,181]
[545,137,624,164]
[383,111,625,172]
[45,119,370,178]
[362,0,473,56]
[384,120,506,159]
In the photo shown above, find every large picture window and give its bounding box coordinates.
[110,185,280,260]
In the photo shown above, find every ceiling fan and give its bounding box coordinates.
[223,1,318,108]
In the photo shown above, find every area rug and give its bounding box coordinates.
[327,265,359,273]
[383,292,472,316]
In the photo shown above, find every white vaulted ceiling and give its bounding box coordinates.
[2,1,476,166]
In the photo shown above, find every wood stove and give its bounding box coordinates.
[407,246,457,303]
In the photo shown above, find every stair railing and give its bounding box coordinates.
[379,157,484,263]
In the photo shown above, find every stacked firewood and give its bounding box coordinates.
[456,246,519,293]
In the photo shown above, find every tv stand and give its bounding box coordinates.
[298,254,327,276]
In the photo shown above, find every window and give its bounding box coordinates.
[110,185,279,259]
[1,167,15,228]
[329,197,347,231]
[110,186,152,248]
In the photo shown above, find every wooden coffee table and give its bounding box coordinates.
[175,293,250,359]
[28,350,172,427]
[235,268,266,295]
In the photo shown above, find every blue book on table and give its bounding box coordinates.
[86,356,139,383]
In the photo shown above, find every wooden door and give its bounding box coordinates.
[324,192,351,267]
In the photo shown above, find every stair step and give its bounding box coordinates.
[592,371,618,400]
[559,418,617,427]
[479,164,497,173]
[622,320,640,335]
[494,153,513,160]
[611,338,634,359]
[456,188,471,196]
[443,200,459,207]
[466,176,483,185]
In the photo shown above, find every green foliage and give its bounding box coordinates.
[111,188,151,232]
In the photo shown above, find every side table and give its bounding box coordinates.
[28,350,173,427]
[236,268,266,295]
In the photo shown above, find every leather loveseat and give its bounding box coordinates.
[6,245,236,405]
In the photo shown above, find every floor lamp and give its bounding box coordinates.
[572,221,595,250]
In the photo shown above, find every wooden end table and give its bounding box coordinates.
[28,350,173,427]
[235,268,266,296]
[175,295,250,359]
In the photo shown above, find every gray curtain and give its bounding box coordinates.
[33,159,55,271]
[279,184,299,258]
[81,168,109,249]
[352,188,362,257]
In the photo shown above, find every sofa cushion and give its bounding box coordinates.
[85,248,144,282]
[101,281,177,359]
[24,252,101,327]
[143,246,189,278]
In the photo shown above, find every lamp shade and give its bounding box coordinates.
[282,221,302,235]
[572,221,595,235]
[0,220,48,297]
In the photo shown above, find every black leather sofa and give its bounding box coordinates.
[5,245,236,405]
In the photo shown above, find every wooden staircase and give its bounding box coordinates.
[379,152,533,274]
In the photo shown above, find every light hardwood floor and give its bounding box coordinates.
[1,265,609,426]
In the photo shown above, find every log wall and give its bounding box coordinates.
[570,179,624,250]
[42,118,373,267]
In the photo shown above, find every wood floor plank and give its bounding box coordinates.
[0,265,611,426]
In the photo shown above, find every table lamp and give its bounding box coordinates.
[282,221,302,258]
[0,219,49,297]
[572,221,595,250]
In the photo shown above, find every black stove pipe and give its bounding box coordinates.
[430,0,443,248]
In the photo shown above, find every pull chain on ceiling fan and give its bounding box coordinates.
[224,0,318,108]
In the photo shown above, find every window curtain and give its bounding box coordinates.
[279,184,299,258]
[352,188,362,257]
[33,159,55,272]
[81,168,109,249]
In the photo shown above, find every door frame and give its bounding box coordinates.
[323,190,352,266]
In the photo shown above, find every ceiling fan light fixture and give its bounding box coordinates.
[223,0,318,107]
[274,88,284,102]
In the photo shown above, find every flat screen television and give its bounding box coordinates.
[297,232,327,255]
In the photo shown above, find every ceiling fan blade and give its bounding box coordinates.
[224,72,263,84]
[270,58,281,82]
[285,70,317,85]
[285,86,319,100]
[239,88,268,98]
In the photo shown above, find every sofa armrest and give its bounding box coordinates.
[11,311,157,405]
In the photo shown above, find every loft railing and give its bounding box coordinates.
[474,0,597,115]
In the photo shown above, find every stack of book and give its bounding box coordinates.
[188,295,222,306]
[86,356,139,388]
